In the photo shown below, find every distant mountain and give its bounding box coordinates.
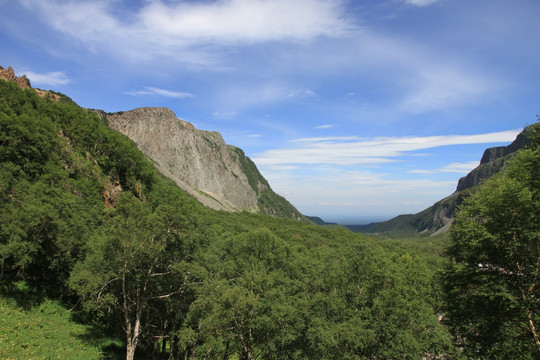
[348,126,536,238]
[103,107,305,220]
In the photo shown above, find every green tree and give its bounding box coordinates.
[443,134,540,358]
[70,193,196,360]
[300,242,452,359]
[180,228,303,359]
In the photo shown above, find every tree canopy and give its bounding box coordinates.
[443,125,540,359]
[5,78,538,359]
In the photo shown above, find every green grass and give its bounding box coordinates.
[0,297,118,359]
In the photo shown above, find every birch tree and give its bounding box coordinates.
[70,193,193,360]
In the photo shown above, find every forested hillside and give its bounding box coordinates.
[1,77,538,359]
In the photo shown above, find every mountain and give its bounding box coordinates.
[101,107,304,220]
[1,64,303,221]
[348,126,535,238]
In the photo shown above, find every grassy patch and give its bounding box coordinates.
[0,297,119,359]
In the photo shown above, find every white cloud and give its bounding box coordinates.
[212,111,239,120]
[20,0,355,64]
[288,89,316,98]
[404,0,443,7]
[315,124,333,129]
[410,161,480,174]
[254,129,520,219]
[139,0,354,43]
[254,128,521,220]
[277,31,502,114]
[125,87,194,99]
[253,130,521,166]
[17,0,500,114]
[22,70,70,87]
[441,161,480,173]
[341,33,499,113]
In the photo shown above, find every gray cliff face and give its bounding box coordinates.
[456,131,531,191]
[107,107,265,212]
[425,128,532,233]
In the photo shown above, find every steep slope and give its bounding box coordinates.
[106,108,304,220]
[349,125,536,237]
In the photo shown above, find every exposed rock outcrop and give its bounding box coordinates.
[416,128,533,233]
[0,65,60,101]
[456,130,531,191]
[107,107,304,220]
[0,66,31,89]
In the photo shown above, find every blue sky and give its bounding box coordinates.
[1,0,539,224]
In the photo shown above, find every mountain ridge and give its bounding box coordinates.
[347,126,535,238]
[105,107,305,220]
[0,65,304,221]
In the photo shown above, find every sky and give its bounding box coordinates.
[1,0,539,224]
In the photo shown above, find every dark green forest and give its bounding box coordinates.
[0,79,538,359]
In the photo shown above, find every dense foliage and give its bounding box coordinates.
[442,125,540,359]
[0,79,455,359]
[6,79,537,359]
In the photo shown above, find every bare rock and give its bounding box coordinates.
[107,108,267,212]
[0,66,60,101]
[0,66,31,89]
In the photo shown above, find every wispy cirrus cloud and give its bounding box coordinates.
[256,130,518,220]
[19,0,356,64]
[16,0,500,115]
[138,0,355,43]
[260,165,460,221]
[125,87,194,99]
[410,161,480,174]
[315,124,333,129]
[22,70,70,87]
[403,0,443,6]
[253,130,521,166]
[212,82,306,113]
[288,89,316,98]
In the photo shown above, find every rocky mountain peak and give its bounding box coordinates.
[0,66,31,89]
[106,107,304,220]
[479,130,530,165]
[456,127,532,191]
[0,65,60,101]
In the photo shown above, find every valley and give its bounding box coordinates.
[1,67,539,359]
